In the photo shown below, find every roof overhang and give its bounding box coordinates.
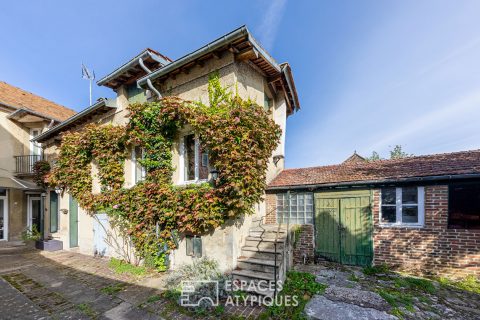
[34,98,117,143]
[137,26,300,114]
[97,48,172,89]
[8,108,61,123]
[0,176,41,190]
[267,173,480,192]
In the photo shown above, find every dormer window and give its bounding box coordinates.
[180,133,209,183]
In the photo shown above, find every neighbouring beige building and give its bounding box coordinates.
[35,26,299,281]
[0,81,75,244]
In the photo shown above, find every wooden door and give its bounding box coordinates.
[315,191,373,266]
[339,196,373,266]
[69,196,78,248]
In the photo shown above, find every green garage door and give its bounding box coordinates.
[315,191,373,266]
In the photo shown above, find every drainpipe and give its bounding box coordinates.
[40,192,46,240]
[138,57,162,99]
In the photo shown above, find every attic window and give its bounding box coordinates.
[449,183,480,229]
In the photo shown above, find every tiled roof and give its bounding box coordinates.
[0,81,76,121]
[269,150,480,188]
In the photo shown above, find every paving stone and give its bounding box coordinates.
[305,295,397,320]
[324,285,391,311]
[0,277,52,320]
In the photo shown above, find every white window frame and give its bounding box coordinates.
[131,146,146,185]
[179,133,209,184]
[30,128,42,156]
[0,189,8,241]
[380,187,425,227]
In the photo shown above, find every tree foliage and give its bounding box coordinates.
[366,145,413,161]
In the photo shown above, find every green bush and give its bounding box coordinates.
[262,271,327,320]
[108,258,147,276]
[165,258,227,311]
[21,225,41,242]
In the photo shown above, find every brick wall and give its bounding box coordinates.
[264,193,314,265]
[292,225,315,264]
[265,193,277,224]
[373,185,480,276]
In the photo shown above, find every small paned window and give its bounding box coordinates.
[186,235,202,257]
[380,187,424,226]
[182,134,209,182]
[276,193,314,225]
[133,146,146,184]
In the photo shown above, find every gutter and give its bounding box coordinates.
[138,55,162,98]
[33,98,116,143]
[7,107,63,122]
[137,25,282,87]
[267,173,480,191]
[97,49,170,87]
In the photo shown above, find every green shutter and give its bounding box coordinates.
[50,191,58,233]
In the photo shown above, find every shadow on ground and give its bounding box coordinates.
[0,247,259,320]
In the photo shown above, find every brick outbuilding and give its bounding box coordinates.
[266,150,480,276]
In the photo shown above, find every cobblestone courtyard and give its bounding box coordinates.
[0,247,261,320]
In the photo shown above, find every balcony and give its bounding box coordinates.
[14,155,43,175]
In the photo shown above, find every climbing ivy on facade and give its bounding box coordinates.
[46,74,281,268]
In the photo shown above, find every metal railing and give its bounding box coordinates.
[14,155,42,174]
[273,190,293,298]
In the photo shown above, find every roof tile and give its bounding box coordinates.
[269,150,480,188]
[0,81,76,121]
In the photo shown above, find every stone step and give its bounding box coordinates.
[237,257,279,273]
[244,240,285,250]
[249,231,288,239]
[232,269,275,281]
[249,226,287,233]
[245,236,285,243]
[241,246,283,260]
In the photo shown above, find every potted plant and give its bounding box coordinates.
[21,225,41,248]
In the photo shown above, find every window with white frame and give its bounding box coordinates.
[181,133,209,183]
[132,146,146,184]
[380,187,424,226]
[276,193,313,224]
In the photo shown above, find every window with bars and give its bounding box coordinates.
[276,193,314,225]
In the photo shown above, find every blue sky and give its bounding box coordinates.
[1,1,480,168]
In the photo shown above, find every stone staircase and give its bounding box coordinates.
[231,224,289,297]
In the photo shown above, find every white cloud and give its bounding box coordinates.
[368,90,480,152]
[256,0,287,50]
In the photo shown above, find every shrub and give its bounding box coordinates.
[108,257,147,276]
[262,271,327,320]
[165,258,227,310]
[21,225,41,242]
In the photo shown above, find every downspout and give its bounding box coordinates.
[138,57,162,98]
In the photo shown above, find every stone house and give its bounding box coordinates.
[0,81,75,243]
[266,150,480,276]
[34,26,300,281]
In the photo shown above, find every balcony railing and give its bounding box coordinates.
[14,155,42,175]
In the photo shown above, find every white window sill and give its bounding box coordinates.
[379,223,424,229]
